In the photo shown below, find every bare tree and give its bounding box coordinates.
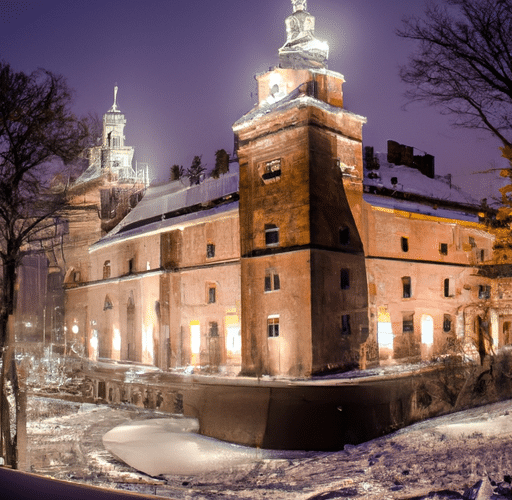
[398,0,512,148]
[0,62,91,467]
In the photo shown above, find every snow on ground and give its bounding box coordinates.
[24,395,512,499]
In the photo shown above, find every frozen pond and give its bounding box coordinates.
[103,417,269,476]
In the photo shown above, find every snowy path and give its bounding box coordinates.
[25,396,512,499]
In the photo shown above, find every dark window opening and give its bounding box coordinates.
[207,243,215,258]
[339,226,350,246]
[443,314,452,333]
[440,243,448,255]
[208,286,216,304]
[469,237,476,248]
[265,271,281,292]
[209,322,219,337]
[341,314,351,335]
[128,258,134,274]
[480,249,485,261]
[402,313,414,333]
[401,237,409,252]
[444,278,451,298]
[340,268,350,290]
[268,317,279,338]
[478,285,491,300]
[265,225,279,246]
[402,276,411,298]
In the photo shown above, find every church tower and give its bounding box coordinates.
[234,0,369,377]
[89,85,135,181]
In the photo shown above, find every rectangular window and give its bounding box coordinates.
[340,269,350,290]
[401,237,409,252]
[339,226,350,246]
[478,285,491,299]
[480,249,485,262]
[264,271,281,292]
[206,243,215,258]
[444,278,451,297]
[209,321,219,337]
[440,243,448,255]
[402,313,414,333]
[265,225,279,246]
[402,276,411,298]
[267,317,279,338]
[128,258,134,274]
[262,158,281,181]
[341,314,351,335]
[469,236,476,248]
[208,286,216,304]
[73,271,81,282]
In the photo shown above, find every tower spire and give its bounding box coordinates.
[109,84,120,112]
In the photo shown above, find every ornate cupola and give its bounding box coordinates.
[279,0,329,69]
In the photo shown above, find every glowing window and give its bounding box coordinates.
[267,316,279,338]
[421,315,434,345]
[190,322,201,354]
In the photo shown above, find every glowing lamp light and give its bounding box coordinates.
[71,324,79,334]
[90,336,98,349]
[377,307,394,350]
[113,328,121,352]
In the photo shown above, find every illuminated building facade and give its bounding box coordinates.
[63,1,501,377]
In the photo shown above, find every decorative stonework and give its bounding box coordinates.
[279,0,329,69]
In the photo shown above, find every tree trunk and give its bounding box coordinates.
[0,257,20,468]
[0,315,19,468]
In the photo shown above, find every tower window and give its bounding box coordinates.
[207,243,215,258]
[128,258,135,274]
[401,237,409,252]
[339,226,350,246]
[440,243,448,255]
[478,285,491,299]
[402,276,411,298]
[265,225,279,246]
[341,314,351,335]
[267,316,280,338]
[340,269,350,290]
[261,158,282,182]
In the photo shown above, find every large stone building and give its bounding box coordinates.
[63,1,500,377]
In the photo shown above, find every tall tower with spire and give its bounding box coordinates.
[234,0,369,377]
[99,85,135,180]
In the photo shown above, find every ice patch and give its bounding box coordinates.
[102,417,266,476]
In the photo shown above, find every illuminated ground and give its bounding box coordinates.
[23,396,512,499]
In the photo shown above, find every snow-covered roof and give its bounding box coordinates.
[91,172,239,251]
[364,153,480,207]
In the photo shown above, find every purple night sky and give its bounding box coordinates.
[0,0,507,200]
